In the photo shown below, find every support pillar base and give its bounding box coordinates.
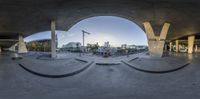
[148,41,165,57]
[18,35,28,53]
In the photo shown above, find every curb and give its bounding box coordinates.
[127,57,139,62]
[121,60,190,74]
[75,58,88,63]
[18,61,94,78]
[12,57,23,60]
[96,62,121,65]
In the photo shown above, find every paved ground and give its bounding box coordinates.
[18,55,87,75]
[1,52,200,99]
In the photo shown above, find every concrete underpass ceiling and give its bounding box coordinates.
[0,41,17,48]
[0,0,200,47]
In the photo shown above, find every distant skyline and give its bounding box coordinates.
[25,16,148,47]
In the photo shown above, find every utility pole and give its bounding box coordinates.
[82,30,91,55]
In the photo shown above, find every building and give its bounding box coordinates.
[121,44,137,49]
[121,44,127,49]
[104,41,111,47]
[96,41,117,56]
[128,45,137,49]
[61,42,81,52]
[135,45,148,50]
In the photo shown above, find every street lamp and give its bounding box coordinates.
[82,30,91,55]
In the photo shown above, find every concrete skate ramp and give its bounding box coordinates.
[122,57,190,73]
[18,58,93,78]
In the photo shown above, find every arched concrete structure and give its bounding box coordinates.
[65,14,143,33]
[25,16,148,57]
[0,0,200,56]
[0,0,200,38]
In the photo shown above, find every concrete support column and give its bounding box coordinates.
[175,40,179,52]
[51,20,56,58]
[164,44,168,51]
[9,44,17,52]
[188,35,195,54]
[169,42,172,52]
[143,22,170,57]
[0,47,1,53]
[18,35,28,53]
[11,45,16,52]
[195,45,198,52]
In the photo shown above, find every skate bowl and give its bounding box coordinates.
[122,57,190,74]
[18,57,93,78]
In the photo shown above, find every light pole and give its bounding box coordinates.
[82,30,91,55]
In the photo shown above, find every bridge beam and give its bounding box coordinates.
[143,22,170,57]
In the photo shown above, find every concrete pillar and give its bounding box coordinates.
[143,22,170,57]
[0,47,1,53]
[175,40,179,52]
[51,20,56,58]
[195,45,198,52]
[188,35,195,54]
[164,44,168,51]
[169,42,172,52]
[18,35,28,53]
[9,44,17,52]
[11,45,16,52]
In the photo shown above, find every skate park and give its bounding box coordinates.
[1,0,200,99]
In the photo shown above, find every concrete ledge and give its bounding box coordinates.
[12,57,23,60]
[121,60,190,74]
[75,58,88,63]
[95,57,138,65]
[127,57,139,62]
[18,61,94,78]
[96,62,121,65]
[11,53,23,60]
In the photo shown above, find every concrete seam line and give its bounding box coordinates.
[75,58,88,63]
[18,61,94,78]
[127,57,139,62]
[121,60,190,74]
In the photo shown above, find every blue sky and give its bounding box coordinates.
[25,16,147,47]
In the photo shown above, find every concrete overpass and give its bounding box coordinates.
[1,0,200,57]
